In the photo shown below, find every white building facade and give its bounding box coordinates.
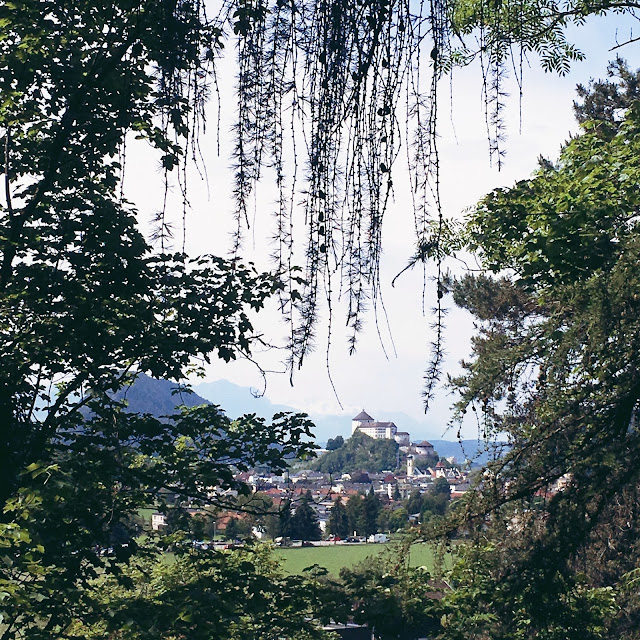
[352,410,400,440]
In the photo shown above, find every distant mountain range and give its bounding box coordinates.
[426,439,507,466]
[113,374,212,416]
[109,374,499,464]
[192,380,503,463]
[193,379,350,443]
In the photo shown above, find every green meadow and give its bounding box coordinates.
[274,542,447,576]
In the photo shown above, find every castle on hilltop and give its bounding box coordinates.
[351,410,410,446]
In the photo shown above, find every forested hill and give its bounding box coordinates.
[115,376,502,464]
[311,431,399,474]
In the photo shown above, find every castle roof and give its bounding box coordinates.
[353,410,374,421]
[417,440,434,447]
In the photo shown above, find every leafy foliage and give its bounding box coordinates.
[378,505,409,532]
[361,488,384,537]
[345,494,367,538]
[0,2,321,636]
[406,478,451,520]
[574,57,640,139]
[291,490,322,541]
[441,543,616,640]
[340,544,444,640]
[444,63,640,637]
[325,435,344,451]
[327,497,350,538]
[1,403,318,637]
[2,0,639,635]
[65,545,335,640]
[342,490,386,537]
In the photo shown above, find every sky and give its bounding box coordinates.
[125,12,639,440]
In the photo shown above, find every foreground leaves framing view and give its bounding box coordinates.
[1,1,640,638]
[442,58,640,638]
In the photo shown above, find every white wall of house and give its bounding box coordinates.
[151,513,166,531]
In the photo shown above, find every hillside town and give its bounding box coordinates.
[150,411,473,542]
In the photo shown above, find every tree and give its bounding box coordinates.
[574,57,640,140]
[346,493,366,537]
[224,517,240,541]
[326,435,344,451]
[2,0,636,635]
[190,511,219,540]
[386,506,408,532]
[67,545,336,640]
[443,65,640,637]
[263,497,293,540]
[291,490,322,542]
[421,477,451,518]
[362,487,382,537]
[0,2,320,635]
[440,542,617,640]
[340,547,443,640]
[406,489,424,516]
[0,0,608,392]
[350,470,371,484]
[327,497,350,539]
[165,506,193,536]
[217,0,633,377]
[223,516,253,541]
[411,453,439,470]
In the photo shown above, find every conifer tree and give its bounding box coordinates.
[327,497,350,539]
[443,62,640,639]
[362,487,382,537]
[346,494,366,537]
[291,491,321,542]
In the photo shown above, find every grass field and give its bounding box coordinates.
[274,542,447,575]
[138,507,156,522]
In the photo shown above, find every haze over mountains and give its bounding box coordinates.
[114,374,496,464]
[194,380,448,442]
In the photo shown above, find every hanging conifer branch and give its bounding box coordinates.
[135,0,637,401]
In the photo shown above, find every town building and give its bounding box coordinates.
[414,440,435,456]
[351,410,409,444]
[151,512,166,530]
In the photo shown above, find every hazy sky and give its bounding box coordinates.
[125,13,639,439]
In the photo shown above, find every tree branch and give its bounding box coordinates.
[610,34,640,51]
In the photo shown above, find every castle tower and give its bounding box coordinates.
[352,409,374,435]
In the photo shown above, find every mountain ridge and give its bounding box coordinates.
[106,375,497,464]
[193,380,499,464]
